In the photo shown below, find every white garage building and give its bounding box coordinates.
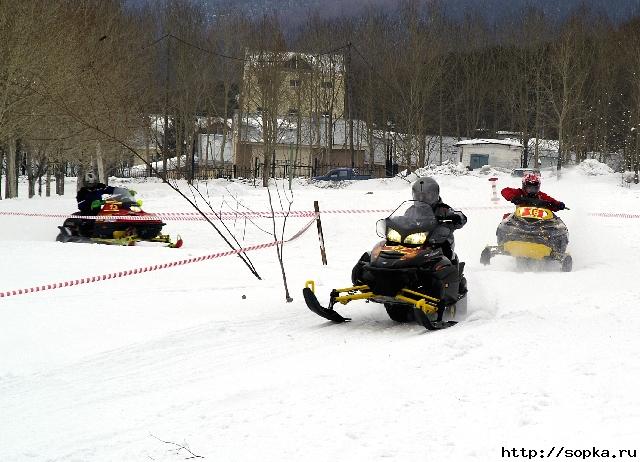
[455,139,523,170]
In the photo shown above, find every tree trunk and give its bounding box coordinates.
[46,164,51,197]
[262,151,271,187]
[55,162,65,196]
[220,81,229,165]
[5,140,17,199]
[144,125,152,177]
[27,148,35,198]
[96,141,106,185]
[176,115,183,175]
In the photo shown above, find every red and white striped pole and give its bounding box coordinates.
[489,177,499,202]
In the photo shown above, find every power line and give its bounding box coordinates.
[149,33,349,63]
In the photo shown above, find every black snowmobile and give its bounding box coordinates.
[56,187,182,248]
[480,197,570,271]
[303,201,467,330]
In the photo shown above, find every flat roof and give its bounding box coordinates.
[454,138,523,148]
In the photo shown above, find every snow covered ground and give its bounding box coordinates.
[1,166,639,461]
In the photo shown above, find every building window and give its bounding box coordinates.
[321,81,333,89]
[289,79,300,88]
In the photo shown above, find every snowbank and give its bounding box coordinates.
[409,160,469,178]
[577,158,614,176]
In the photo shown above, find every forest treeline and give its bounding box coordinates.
[1,0,640,198]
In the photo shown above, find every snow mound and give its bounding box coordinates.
[309,179,351,189]
[468,165,512,177]
[578,159,614,176]
[411,161,469,177]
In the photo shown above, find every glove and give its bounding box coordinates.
[447,213,463,225]
[90,199,103,210]
[128,189,137,196]
[557,202,566,210]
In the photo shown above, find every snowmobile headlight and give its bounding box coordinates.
[404,232,427,245]
[386,228,402,243]
[129,206,142,213]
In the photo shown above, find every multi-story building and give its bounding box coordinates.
[234,50,366,170]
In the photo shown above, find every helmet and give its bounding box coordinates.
[522,172,541,196]
[84,171,98,186]
[411,176,440,206]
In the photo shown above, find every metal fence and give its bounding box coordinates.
[115,161,400,181]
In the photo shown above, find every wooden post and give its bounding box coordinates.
[314,200,328,265]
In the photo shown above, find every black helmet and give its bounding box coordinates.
[84,171,98,186]
[411,176,440,205]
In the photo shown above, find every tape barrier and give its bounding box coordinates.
[587,212,640,219]
[0,205,509,222]
[0,217,317,299]
[2,207,640,222]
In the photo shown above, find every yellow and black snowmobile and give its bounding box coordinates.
[480,198,571,271]
[303,201,467,330]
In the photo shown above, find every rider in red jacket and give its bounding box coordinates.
[501,173,566,212]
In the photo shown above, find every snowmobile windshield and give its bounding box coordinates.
[378,201,439,246]
[105,187,137,206]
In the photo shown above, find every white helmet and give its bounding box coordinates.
[84,172,98,185]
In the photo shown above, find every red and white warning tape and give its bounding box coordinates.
[2,207,640,222]
[0,205,509,222]
[588,212,640,219]
[0,217,317,299]
[0,210,318,221]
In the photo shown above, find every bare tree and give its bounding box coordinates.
[543,11,590,171]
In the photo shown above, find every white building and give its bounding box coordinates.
[455,139,524,170]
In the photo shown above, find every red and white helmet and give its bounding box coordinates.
[522,172,541,195]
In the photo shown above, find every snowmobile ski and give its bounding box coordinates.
[412,308,457,330]
[302,280,457,330]
[302,286,351,323]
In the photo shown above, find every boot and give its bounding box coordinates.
[458,261,467,296]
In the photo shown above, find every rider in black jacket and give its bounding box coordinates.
[408,176,467,255]
[409,176,467,295]
[76,172,115,214]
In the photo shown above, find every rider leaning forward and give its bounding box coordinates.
[501,172,566,212]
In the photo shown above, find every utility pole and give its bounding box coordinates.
[346,42,355,168]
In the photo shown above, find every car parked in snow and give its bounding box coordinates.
[312,168,372,181]
[511,167,541,177]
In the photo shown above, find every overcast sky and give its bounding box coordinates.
[195,0,640,23]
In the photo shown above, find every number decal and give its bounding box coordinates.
[517,206,550,220]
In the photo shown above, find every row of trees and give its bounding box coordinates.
[2,0,640,200]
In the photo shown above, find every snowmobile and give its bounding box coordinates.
[480,198,570,271]
[56,187,182,248]
[303,201,467,330]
